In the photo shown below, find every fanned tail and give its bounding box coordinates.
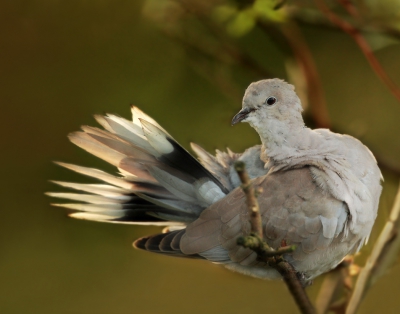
[47,106,229,226]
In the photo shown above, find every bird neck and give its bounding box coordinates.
[255,118,308,162]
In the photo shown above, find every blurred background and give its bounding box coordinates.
[1,0,400,313]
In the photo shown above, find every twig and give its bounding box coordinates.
[277,261,315,314]
[257,21,330,128]
[336,0,359,19]
[346,183,400,314]
[280,21,331,129]
[315,257,353,314]
[286,5,400,42]
[177,1,274,79]
[234,161,263,237]
[316,268,343,314]
[314,0,400,103]
[234,161,315,314]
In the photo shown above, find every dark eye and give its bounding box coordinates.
[266,97,276,106]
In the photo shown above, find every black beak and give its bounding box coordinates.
[231,108,253,125]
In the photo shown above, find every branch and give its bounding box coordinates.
[314,0,400,104]
[257,21,331,129]
[286,5,400,42]
[275,259,316,314]
[280,21,331,129]
[315,257,354,314]
[346,182,400,314]
[234,161,315,314]
[336,0,359,19]
[177,1,274,79]
[234,161,263,237]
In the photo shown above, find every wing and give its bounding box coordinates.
[191,144,269,191]
[180,166,357,278]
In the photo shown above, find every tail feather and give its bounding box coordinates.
[54,162,134,190]
[146,211,196,223]
[119,158,159,184]
[147,166,199,203]
[48,107,232,227]
[141,119,230,194]
[49,191,194,225]
[47,192,128,205]
[134,192,202,214]
[54,163,173,199]
[131,106,170,135]
[190,143,231,189]
[96,114,157,154]
[70,212,176,225]
[133,230,203,259]
[49,181,131,198]
[86,132,155,163]
[51,203,131,213]
[81,125,122,141]
[68,131,125,167]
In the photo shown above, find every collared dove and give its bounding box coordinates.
[48,78,382,280]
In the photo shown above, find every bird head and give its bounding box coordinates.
[231,79,303,130]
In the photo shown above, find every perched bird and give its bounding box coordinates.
[48,79,382,280]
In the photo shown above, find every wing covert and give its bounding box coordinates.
[180,167,353,276]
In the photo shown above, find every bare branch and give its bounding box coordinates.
[336,0,360,19]
[234,161,263,237]
[234,161,315,314]
[275,259,316,314]
[286,5,400,41]
[257,21,331,129]
[280,22,331,129]
[314,0,400,104]
[316,257,354,314]
[346,183,400,314]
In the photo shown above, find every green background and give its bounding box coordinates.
[1,1,400,313]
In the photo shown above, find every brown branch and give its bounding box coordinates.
[346,183,400,314]
[314,0,400,103]
[336,0,359,19]
[280,22,331,129]
[234,161,263,237]
[177,1,274,79]
[315,257,354,314]
[257,21,331,128]
[316,269,344,314]
[234,161,315,314]
[275,259,316,314]
[287,5,400,42]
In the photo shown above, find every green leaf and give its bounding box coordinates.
[253,0,286,23]
[363,32,400,51]
[212,5,238,24]
[226,8,256,37]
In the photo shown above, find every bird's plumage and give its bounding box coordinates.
[48,79,382,280]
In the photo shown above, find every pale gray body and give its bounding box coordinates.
[48,79,382,280]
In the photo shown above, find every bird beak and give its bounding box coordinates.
[231,108,252,125]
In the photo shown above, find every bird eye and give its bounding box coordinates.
[266,97,276,106]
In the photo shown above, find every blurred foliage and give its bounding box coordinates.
[1,0,400,313]
[133,0,400,312]
[142,0,400,131]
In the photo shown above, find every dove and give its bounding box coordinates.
[48,78,382,280]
